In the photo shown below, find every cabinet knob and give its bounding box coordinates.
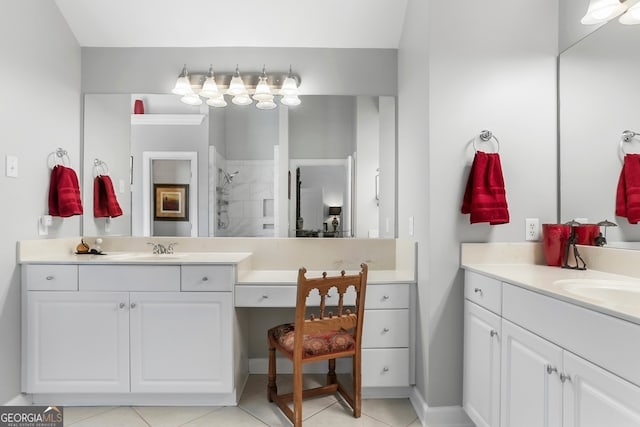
[546,364,558,375]
[382,295,390,301]
[490,330,499,339]
[383,328,390,333]
[202,277,209,282]
[474,288,483,295]
[560,373,572,383]
[130,303,137,309]
[45,276,54,281]
[382,366,390,373]
[262,295,269,299]
[119,303,126,309]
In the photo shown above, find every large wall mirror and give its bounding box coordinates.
[83,94,396,238]
[560,21,640,246]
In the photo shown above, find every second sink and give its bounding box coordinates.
[553,279,640,308]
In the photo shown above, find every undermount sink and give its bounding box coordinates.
[553,279,640,307]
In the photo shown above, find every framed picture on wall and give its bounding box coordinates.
[154,184,189,221]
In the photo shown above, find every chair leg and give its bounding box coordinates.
[353,355,361,418]
[267,341,277,402]
[293,362,303,427]
[327,358,337,385]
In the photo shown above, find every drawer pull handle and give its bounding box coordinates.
[262,295,269,299]
[119,303,126,309]
[130,303,137,309]
[490,330,499,338]
[382,366,390,373]
[382,328,390,333]
[546,365,558,375]
[474,288,483,295]
[560,373,571,383]
[382,295,390,301]
[202,277,209,282]
[46,276,54,281]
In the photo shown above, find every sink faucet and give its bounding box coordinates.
[147,242,177,254]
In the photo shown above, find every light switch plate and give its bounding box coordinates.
[6,155,18,178]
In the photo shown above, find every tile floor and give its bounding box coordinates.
[62,374,421,426]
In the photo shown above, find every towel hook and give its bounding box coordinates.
[93,158,109,177]
[47,148,71,169]
[619,130,640,162]
[473,130,500,153]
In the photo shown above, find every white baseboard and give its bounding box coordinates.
[3,394,33,406]
[409,387,474,427]
[249,357,352,374]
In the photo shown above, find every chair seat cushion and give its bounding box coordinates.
[269,323,355,358]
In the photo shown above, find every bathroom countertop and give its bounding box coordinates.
[462,262,640,326]
[19,251,253,265]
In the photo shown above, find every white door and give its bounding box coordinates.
[463,301,502,427]
[129,292,233,393]
[563,351,640,427]
[500,319,563,427]
[25,292,130,393]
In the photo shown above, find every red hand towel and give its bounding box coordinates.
[48,165,83,217]
[616,154,640,224]
[94,175,123,218]
[461,151,510,225]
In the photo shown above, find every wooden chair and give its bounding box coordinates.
[267,263,368,426]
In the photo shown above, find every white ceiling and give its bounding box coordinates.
[54,0,408,49]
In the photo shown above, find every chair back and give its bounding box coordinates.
[293,264,368,358]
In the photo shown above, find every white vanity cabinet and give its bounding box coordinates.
[22,263,235,400]
[463,271,502,427]
[463,269,640,427]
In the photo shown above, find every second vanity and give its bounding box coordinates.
[461,243,640,427]
[18,237,416,406]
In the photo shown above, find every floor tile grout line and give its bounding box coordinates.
[65,406,120,426]
[130,407,153,427]
[174,406,226,427]
[237,406,271,426]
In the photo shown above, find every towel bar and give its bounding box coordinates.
[619,130,640,162]
[93,158,109,177]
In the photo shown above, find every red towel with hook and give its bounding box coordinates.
[94,175,123,218]
[461,151,510,224]
[616,154,640,224]
[48,165,83,217]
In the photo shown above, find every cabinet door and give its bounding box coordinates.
[25,291,129,393]
[463,300,501,427]
[500,320,563,427]
[129,292,233,393]
[563,351,640,427]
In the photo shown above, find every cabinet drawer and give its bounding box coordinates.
[362,309,409,348]
[235,285,296,307]
[465,271,502,314]
[23,265,78,290]
[181,265,234,292]
[362,348,410,387]
[365,284,410,309]
[79,265,180,291]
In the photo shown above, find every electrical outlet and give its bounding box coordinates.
[526,218,540,241]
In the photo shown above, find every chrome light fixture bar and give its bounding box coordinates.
[171,64,301,109]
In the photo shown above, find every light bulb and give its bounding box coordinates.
[253,76,273,102]
[281,95,301,106]
[200,66,220,98]
[232,94,253,106]
[207,95,228,108]
[172,65,194,95]
[280,76,298,96]
[228,66,247,96]
[180,93,203,106]
[620,3,640,24]
[256,100,277,110]
[581,0,627,24]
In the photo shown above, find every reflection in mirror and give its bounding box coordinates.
[560,21,640,245]
[82,94,396,238]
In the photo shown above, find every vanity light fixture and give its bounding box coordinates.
[171,64,302,109]
[580,0,640,25]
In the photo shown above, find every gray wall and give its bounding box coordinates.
[220,105,279,161]
[0,1,81,403]
[398,0,558,409]
[289,96,356,159]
